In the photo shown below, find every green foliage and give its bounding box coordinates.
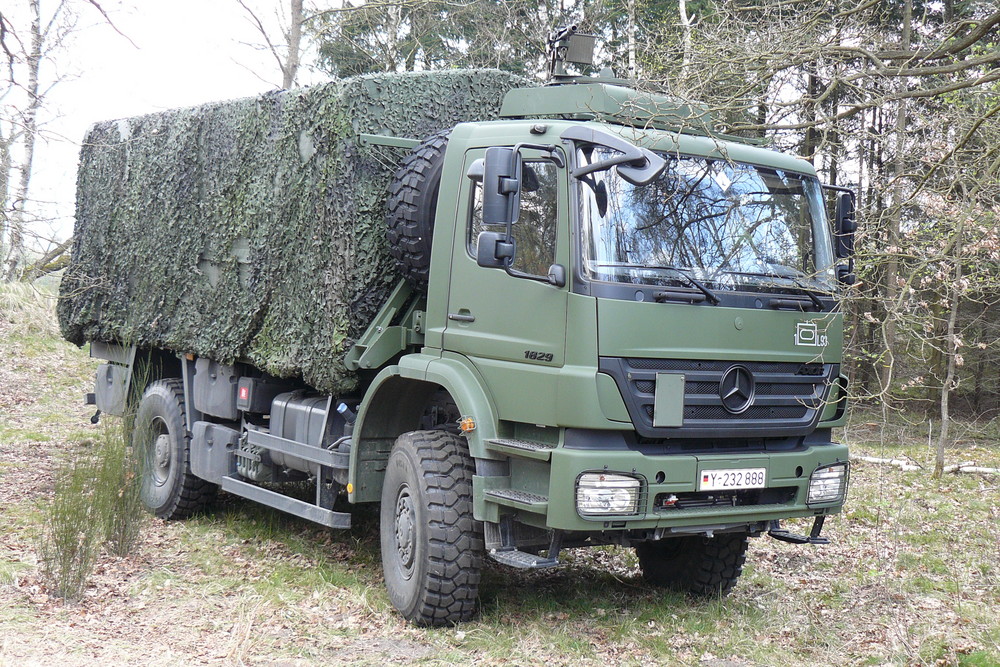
[96,415,146,558]
[36,452,103,600]
[312,1,587,77]
[36,413,148,599]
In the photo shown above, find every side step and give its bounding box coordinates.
[221,476,351,529]
[488,528,563,569]
[485,438,555,461]
[484,488,549,512]
[767,517,829,545]
[490,549,559,569]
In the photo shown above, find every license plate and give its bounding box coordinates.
[699,468,766,491]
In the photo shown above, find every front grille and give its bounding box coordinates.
[643,405,810,421]
[600,357,838,439]
[653,487,797,511]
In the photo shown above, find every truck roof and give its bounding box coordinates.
[453,117,819,177]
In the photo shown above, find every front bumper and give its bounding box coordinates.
[476,435,849,533]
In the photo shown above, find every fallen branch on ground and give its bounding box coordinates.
[853,456,922,471]
[853,456,998,475]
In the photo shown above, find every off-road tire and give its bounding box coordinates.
[635,533,749,597]
[133,379,217,519]
[380,429,482,626]
[385,131,450,291]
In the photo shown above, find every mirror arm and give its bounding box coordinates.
[561,126,642,176]
[511,142,563,167]
[503,264,565,287]
[560,125,665,185]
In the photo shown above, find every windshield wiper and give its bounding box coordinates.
[724,268,825,311]
[656,266,720,305]
[590,262,720,305]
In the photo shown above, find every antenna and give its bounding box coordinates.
[547,25,597,79]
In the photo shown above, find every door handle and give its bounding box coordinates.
[448,311,476,323]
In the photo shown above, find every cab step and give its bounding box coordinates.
[489,548,560,569]
[767,517,829,545]
[484,488,549,512]
[485,438,555,461]
[487,527,563,569]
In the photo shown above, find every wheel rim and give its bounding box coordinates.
[393,485,415,578]
[143,417,171,487]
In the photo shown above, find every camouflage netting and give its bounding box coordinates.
[58,69,529,395]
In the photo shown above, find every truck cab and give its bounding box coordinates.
[347,80,853,619]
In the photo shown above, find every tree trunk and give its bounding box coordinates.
[4,0,41,282]
[21,235,73,282]
[679,0,693,82]
[0,127,13,266]
[934,234,962,479]
[282,0,303,89]
[627,0,636,79]
[801,73,819,164]
[879,0,912,399]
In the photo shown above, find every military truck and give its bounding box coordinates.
[61,29,855,625]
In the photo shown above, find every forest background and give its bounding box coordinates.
[3,0,1000,444]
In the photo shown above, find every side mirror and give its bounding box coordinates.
[834,191,856,258]
[476,231,515,269]
[837,264,856,286]
[482,147,521,225]
[547,263,567,287]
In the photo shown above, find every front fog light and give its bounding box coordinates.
[576,473,641,516]
[808,462,849,504]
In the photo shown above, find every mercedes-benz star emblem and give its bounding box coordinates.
[719,365,755,414]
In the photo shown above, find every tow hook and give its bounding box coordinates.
[767,516,830,545]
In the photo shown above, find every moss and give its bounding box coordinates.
[59,70,529,394]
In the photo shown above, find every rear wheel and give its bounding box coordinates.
[133,379,216,519]
[380,430,482,625]
[635,533,749,597]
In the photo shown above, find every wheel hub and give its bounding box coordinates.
[394,487,415,573]
[153,433,171,484]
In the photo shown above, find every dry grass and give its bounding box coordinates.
[0,288,997,665]
[0,282,59,338]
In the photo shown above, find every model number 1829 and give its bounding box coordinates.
[523,350,554,363]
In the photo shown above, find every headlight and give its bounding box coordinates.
[576,473,641,516]
[807,462,849,505]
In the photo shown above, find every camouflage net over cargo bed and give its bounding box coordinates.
[58,69,528,395]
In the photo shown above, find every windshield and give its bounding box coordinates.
[578,148,836,294]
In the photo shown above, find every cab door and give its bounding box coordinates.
[443,147,569,372]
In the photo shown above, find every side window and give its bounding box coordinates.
[468,160,559,277]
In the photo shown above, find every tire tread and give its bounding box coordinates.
[383,429,482,626]
[385,132,450,291]
[636,532,749,598]
[140,379,217,520]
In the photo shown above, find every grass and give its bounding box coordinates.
[1,287,998,664]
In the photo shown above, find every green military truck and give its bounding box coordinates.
[60,30,855,625]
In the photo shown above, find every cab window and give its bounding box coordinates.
[468,160,559,277]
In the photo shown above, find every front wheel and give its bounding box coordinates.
[133,379,216,519]
[635,532,749,597]
[379,430,482,626]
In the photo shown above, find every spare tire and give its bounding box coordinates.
[385,131,450,291]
